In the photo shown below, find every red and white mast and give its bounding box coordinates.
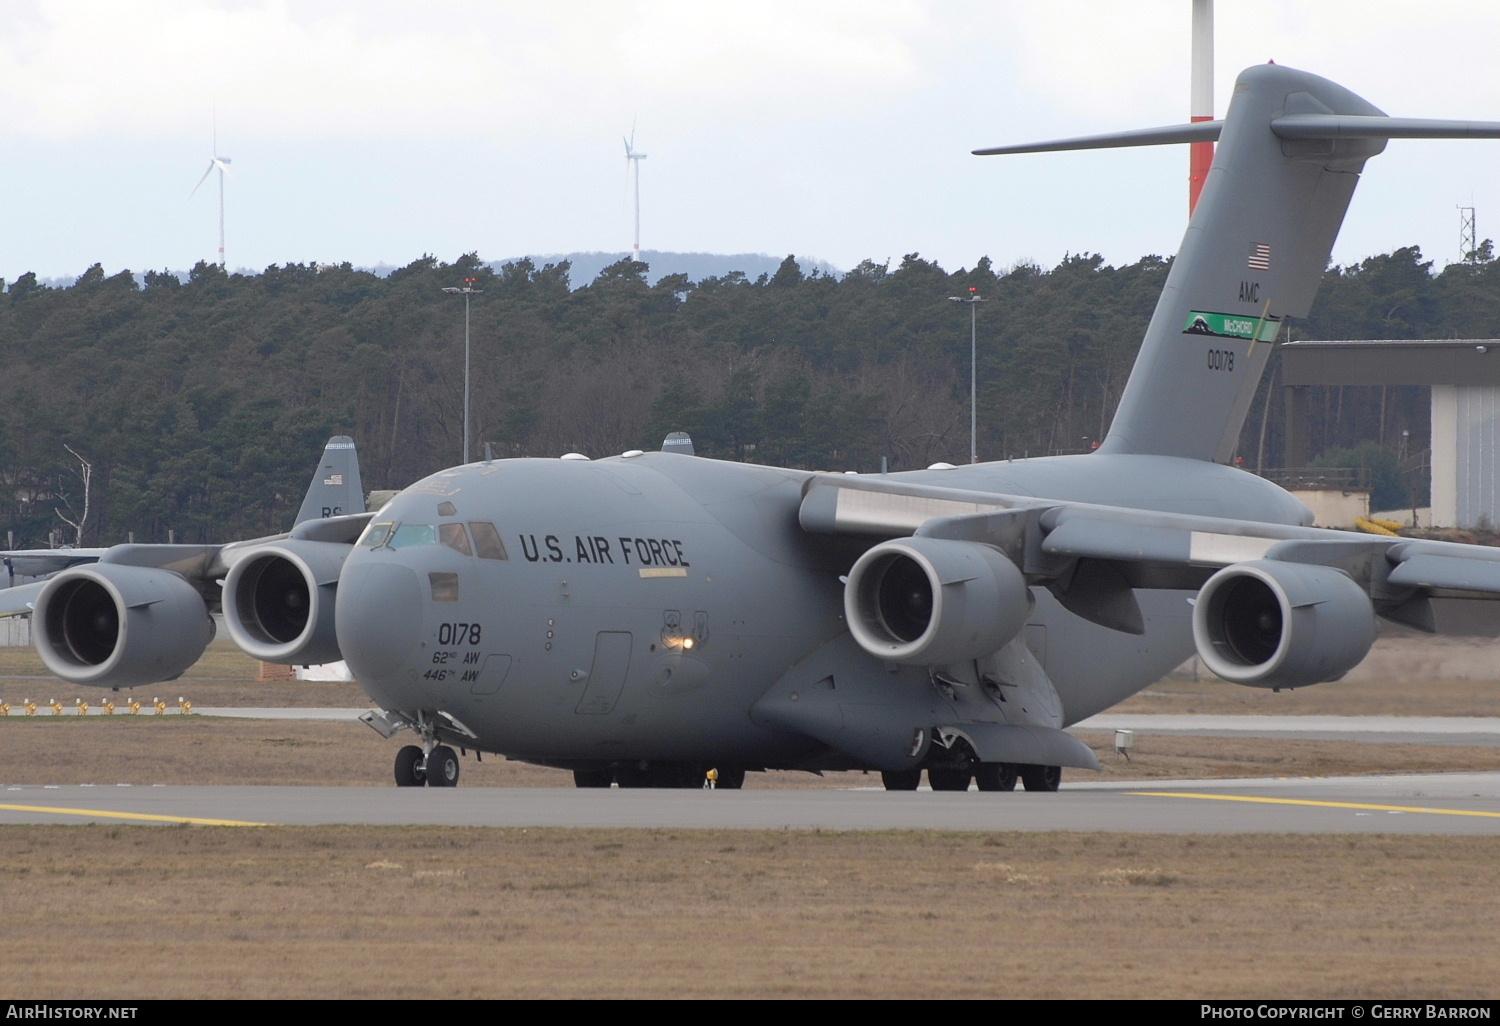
[1189,0,1214,214]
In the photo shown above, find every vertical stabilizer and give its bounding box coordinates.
[976,64,1500,464]
[1104,64,1383,462]
[294,436,365,525]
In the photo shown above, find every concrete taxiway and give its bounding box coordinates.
[3,772,1500,834]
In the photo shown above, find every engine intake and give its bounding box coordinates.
[223,541,349,665]
[1192,559,1376,689]
[844,537,1031,665]
[35,564,213,688]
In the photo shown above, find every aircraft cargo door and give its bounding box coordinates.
[575,632,632,715]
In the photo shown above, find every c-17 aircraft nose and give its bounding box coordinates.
[335,558,425,702]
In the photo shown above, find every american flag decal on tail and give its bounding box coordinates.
[1247,243,1271,270]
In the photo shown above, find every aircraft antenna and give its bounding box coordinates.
[624,121,647,261]
[1189,0,1214,215]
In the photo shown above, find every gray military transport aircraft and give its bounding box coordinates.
[7,63,1500,792]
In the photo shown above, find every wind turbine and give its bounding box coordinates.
[190,120,234,268]
[623,122,646,260]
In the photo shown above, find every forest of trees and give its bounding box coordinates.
[2,243,1499,547]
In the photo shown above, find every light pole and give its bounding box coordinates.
[441,277,483,464]
[948,287,986,464]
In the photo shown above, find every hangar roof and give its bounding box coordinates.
[1281,339,1500,387]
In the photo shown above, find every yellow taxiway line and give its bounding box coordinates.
[0,803,269,827]
[1130,791,1500,819]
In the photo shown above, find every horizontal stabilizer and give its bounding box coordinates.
[1271,115,1500,140]
[974,120,1222,156]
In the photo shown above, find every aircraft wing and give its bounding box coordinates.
[0,582,45,619]
[2,548,109,578]
[0,509,378,615]
[800,474,1500,638]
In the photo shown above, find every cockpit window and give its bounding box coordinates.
[438,522,473,556]
[389,524,438,549]
[360,521,394,548]
[469,521,508,560]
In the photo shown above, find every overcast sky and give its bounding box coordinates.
[4,1,1500,284]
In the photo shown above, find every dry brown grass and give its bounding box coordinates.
[0,642,372,709]
[1114,673,1500,717]
[0,826,1496,999]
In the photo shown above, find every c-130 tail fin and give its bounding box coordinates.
[977,63,1500,464]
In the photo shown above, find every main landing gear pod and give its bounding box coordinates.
[223,541,348,665]
[35,564,214,688]
[844,537,1031,666]
[1192,559,1377,689]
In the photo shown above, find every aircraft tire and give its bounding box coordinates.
[1019,764,1061,792]
[394,745,425,787]
[573,769,613,788]
[880,769,921,791]
[974,763,1018,792]
[927,766,972,791]
[427,745,461,788]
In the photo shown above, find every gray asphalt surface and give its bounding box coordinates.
[4,772,1499,834]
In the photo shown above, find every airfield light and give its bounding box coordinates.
[948,289,987,464]
[442,278,484,464]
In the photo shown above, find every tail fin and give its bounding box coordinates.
[978,63,1500,463]
[293,436,365,525]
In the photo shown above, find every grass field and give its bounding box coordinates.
[1,827,1497,999]
[3,643,1499,998]
[1114,672,1500,718]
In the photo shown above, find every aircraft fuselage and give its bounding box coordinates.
[336,451,1307,772]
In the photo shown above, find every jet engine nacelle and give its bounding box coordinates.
[223,541,348,665]
[1192,559,1377,689]
[34,564,214,688]
[844,537,1031,666]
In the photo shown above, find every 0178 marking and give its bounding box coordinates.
[437,623,482,646]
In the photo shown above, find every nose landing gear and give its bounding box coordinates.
[393,743,462,787]
[389,709,464,788]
